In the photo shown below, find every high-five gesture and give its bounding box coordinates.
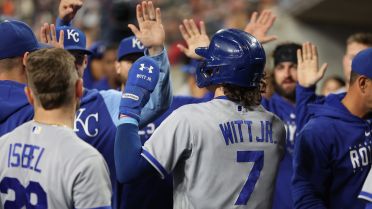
[58,0,84,24]
[128,1,165,55]
[297,42,328,87]
[39,23,64,48]
[177,19,210,60]
[244,10,277,44]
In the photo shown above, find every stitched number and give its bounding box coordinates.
[0,177,48,209]
[235,151,264,205]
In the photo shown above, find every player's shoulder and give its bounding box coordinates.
[0,120,33,142]
[81,88,120,103]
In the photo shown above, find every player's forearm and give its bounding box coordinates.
[139,48,173,128]
[295,84,324,132]
[115,122,153,183]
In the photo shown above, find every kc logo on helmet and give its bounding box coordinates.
[67,29,80,43]
[139,63,153,73]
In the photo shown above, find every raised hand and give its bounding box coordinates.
[244,10,277,44]
[297,42,328,87]
[177,19,210,60]
[40,23,64,48]
[58,0,84,24]
[128,1,165,55]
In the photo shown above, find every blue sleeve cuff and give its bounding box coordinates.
[296,83,316,93]
[359,191,372,202]
[141,148,168,179]
[119,117,139,126]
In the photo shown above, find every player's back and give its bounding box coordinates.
[0,121,111,209]
[145,98,286,209]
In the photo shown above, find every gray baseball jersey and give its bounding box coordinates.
[0,121,112,209]
[142,98,286,209]
[359,168,372,202]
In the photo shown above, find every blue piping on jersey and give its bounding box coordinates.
[141,149,168,179]
[214,96,227,100]
[360,191,372,200]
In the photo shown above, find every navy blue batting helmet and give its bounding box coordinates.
[195,28,266,88]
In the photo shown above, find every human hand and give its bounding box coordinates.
[244,10,277,44]
[177,19,210,60]
[39,23,64,48]
[128,1,165,56]
[297,42,328,87]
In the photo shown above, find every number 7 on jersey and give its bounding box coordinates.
[235,151,264,205]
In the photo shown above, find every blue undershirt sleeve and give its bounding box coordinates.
[114,122,156,183]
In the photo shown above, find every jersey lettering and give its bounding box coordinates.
[0,177,47,209]
[138,123,156,136]
[7,143,44,173]
[235,151,264,205]
[349,140,372,172]
[219,120,275,146]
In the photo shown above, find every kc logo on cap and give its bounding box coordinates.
[66,29,80,43]
[132,37,144,50]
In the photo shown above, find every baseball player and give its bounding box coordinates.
[260,42,301,209]
[0,48,112,209]
[0,4,172,209]
[115,35,208,209]
[295,33,372,133]
[83,41,107,89]
[292,47,372,209]
[115,28,286,208]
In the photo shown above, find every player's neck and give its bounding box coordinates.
[33,106,76,129]
[0,69,27,84]
[342,90,369,119]
[214,86,225,98]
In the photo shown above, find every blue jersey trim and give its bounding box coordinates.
[76,206,112,209]
[359,191,372,202]
[215,96,227,100]
[141,148,167,179]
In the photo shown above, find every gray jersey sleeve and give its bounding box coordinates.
[142,110,193,178]
[72,154,112,208]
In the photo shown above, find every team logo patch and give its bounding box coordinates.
[122,93,139,101]
[32,126,42,134]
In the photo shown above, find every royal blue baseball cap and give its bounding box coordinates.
[117,36,145,61]
[56,26,92,55]
[0,20,45,60]
[89,41,106,59]
[352,48,372,78]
